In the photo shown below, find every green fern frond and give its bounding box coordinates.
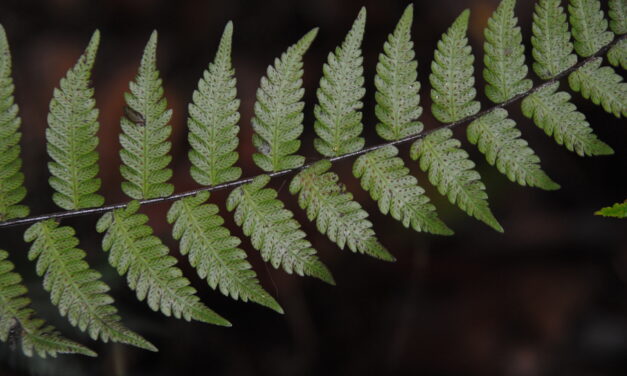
[522,82,613,156]
[374,4,423,141]
[313,7,366,157]
[568,0,614,57]
[46,31,104,210]
[188,22,242,186]
[252,29,317,172]
[0,25,28,221]
[0,249,96,358]
[96,200,230,326]
[467,108,559,190]
[289,160,395,262]
[23,220,156,351]
[568,57,626,117]
[531,0,577,79]
[120,31,174,199]
[607,39,627,69]
[167,192,282,313]
[411,129,502,232]
[609,0,627,34]
[226,175,334,285]
[483,0,532,103]
[595,200,627,218]
[352,146,452,235]
[430,10,480,123]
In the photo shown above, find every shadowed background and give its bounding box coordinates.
[0,0,626,375]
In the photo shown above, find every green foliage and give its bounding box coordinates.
[522,82,613,156]
[120,31,174,199]
[46,31,104,210]
[252,29,317,172]
[23,220,156,351]
[167,192,282,313]
[290,160,395,262]
[609,0,627,34]
[374,4,423,141]
[467,109,558,190]
[568,0,614,57]
[531,0,577,79]
[411,129,503,232]
[188,22,242,186]
[568,57,626,118]
[0,249,96,358]
[607,39,627,69]
[313,7,366,157]
[595,200,627,218]
[483,0,532,103]
[227,175,334,284]
[430,10,480,123]
[96,201,230,326]
[0,25,28,221]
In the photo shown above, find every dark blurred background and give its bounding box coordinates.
[0,0,625,375]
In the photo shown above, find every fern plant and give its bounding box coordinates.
[0,0,625,358]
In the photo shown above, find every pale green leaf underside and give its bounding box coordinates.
[595,200,627,218]
[97,200,230,326]
[23,220,156,351]
[188,21,242,186]
[167,191,283,313]
[290,160,395,262]
[227,175,334,284]
[568,57,626,118]
[468,108,559,190]
[314,7,366,157]
[46,30,104,210]
[568,0,614,57]
[120,31,174,199]
[411,129,503,232]
[0,249,96,358]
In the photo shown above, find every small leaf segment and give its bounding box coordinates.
[607,0,627,69]
[595,200,627,218]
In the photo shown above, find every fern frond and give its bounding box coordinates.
[0,249,96,358]
[568,57,626,118]
[352,146,452,235]
[226,175,334,285]
[167,192,283,313]
[430,10,480,123]
[188,22,242,186]
[374,4,423,141]
[607,39,627,69]
[96,200,230,326]
[252,29,317,172]
[120,31,174,199]
[609,0,627,34]
[411,129,502,232]
[23,220,156,351]
[313,7,366,157]
[467,108,559,190]
[0,25,28,221]
[531,0,577,79]
[522,82,613,156]
[483,0,532,103]
[595,200,627,218]
[46,31,104,210]
[289,160,395,262]
[568,0,613,57]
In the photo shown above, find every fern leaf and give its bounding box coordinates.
[531,0,577,80]
[609,0,627,35]
[313,7,366,157]
[120,31,174,199]
[0,25,28,221]
[568,0,613,57]
[483,0,532,103]
[46,30,104,210]
[352,146,452,235]
[607,38,627,69]
[410,129,502,232]
[0,249,96,358]
[522,82,613,156]
[96,200,230,326]
[23,220,156,351]
[568,57,626,118]
[188,22,242,186]
[252,29,317,172]
[467,108,559,190]
[430,10,480,123]
[595,200,627,218]
[289,160,395,262]
[226,175,334,284]
[374,4,423,141]
[167,192,283,313]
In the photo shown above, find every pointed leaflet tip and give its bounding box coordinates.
[84,30,100,68]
